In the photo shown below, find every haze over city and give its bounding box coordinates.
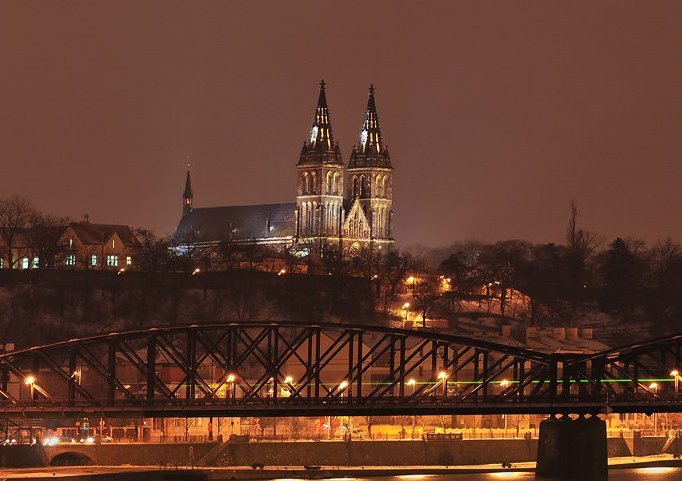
[2,1,681,247]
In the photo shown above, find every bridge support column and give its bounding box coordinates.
[536,415,607,480]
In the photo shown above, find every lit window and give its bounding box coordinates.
[112,239,115,249]
[91,255,98,266]
[125,256,132,266]
[21,257,29,269]
[69,238,73,248]
[32,257,39,269]
[66,255,76,266]
[0,258,3,269]
[106,255,118,267]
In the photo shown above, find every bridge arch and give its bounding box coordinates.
[50,452,93,466]
[0,323,681,417]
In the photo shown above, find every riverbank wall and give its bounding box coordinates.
[0,437,669,468]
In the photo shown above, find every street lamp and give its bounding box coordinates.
[226,374,236,399]
[402,302,410,321]
[671,370,680,398]
[650,383,660,435]
[24,376,36,400]
[500,379,510,389]
[284,376,294,397]
[438,371,448,396]
[406,378,416,396]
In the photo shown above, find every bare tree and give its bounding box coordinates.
[649,238,682,287]
[134,228,171,272]
[26,212,70,268]
[0,196,36,268]
[566,200,601,288]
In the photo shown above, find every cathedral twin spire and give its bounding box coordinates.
[349,84,391,169]
[299,81,390,169]
[298,80,343,165]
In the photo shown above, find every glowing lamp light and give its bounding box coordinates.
[192,268,200,276]
[226,374,236,383]
[406,379,416,386]
[338,380,349,390]
[284,376,294,384]
[649,382,658,390]
[278,269,286,276]
[437,371,448,380]
[671,370,679,377]
[24,376,35,386]
[402,302,411,309]
[500,379,511,388]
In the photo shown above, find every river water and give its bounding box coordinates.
[303,470,682,481]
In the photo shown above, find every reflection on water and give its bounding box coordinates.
[311,469,682,481]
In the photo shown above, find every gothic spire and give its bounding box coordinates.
[298,80,342,165]
[349,84,391,169]
[184,162,193,198]
[182,162,193,217]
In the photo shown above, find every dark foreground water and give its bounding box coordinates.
[385,471,682,480]
[277,470,682,481]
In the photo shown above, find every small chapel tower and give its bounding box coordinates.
[182,163,193,217]
[296,80,345,242]
[346,85,393,242]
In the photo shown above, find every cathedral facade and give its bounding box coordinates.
[174,81,394,255]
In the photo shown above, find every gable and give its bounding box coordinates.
[343,199,371,240]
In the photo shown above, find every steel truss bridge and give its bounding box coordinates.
[1,322,681,418]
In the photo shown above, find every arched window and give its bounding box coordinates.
[361,175,368,197]
[300,202,308,235]
[311,172,317,195]
[303,172,310,194]
[333,172,340,195]
[352,176,359,197]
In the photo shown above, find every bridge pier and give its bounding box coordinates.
[536,414,607,480]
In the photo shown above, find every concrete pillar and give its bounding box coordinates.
[536,415,607,480]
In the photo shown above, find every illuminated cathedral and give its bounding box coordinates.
[174,81,394,255]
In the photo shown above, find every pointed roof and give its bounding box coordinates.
[183,163,193,198]
[298,80,343,165]
[348,84,392,169]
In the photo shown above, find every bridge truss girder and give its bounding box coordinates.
[0,323,681,418]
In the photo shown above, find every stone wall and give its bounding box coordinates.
[0,437,657,469]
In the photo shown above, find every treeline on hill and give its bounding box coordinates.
[3,197,682,346]
[427,201,682,334]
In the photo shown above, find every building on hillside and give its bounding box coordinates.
[0,221,139,270]
[60,222,140,270]
[174,81,394,257]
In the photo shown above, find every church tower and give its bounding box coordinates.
[182,163,193,217]
[296,81,345,244]
[346,85,393,243]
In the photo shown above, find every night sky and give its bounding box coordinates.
[2,1,681,248]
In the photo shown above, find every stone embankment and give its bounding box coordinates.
[0,436,670,469]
